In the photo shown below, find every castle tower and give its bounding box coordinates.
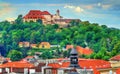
[56,9,60,16]
[69,48,81,68]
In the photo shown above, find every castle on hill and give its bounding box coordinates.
[23,10,80,27]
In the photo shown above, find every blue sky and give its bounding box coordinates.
[0,0,120,28]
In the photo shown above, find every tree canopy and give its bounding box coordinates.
[0,16,120,60]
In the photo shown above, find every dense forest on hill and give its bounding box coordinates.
[0,15,120,61]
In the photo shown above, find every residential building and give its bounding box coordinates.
[109,55,120,68]
[0,61,35,74]
[30,44,37,48]
[21,56,37,64]
[18,41,30,47]
[66,45,93,55]
[1,47,118,74]
[39,42,51,49]
[0,55,10,65]
[66,45,74,50]
[76,46,93,55]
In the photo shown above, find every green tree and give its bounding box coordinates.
[7,50,23,61]
[41,51,53,59]
[15,15,23,24]
[37,19,43,24]
[111,41,120,56]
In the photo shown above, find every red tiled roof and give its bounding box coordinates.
[0,64,4,68]
[5,58,11,62]
[66,45,93,55]
[23,10,50,19]
[19,42,30,45]
[42,11,51,15]
[2,61,35,68]
[48,63,61,68]
[110,55,120,61]
[57,58,69,62]
[116,68,120,74]
[25,56,34,59]
[47,59,111,74]
[76,46,93,55]
[30,44,37,47]
[79,59,111,69]
[66,45,74,50]
[19,42,23,45]
[21,56,34,62]
[29,10,42,14]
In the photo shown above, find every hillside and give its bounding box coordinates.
[0,15,120,61]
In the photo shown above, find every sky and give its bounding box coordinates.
[0,0,120,28]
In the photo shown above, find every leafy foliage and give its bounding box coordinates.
[7,50,22,61]
[0,15,120,60]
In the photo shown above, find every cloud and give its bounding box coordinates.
[102,4,112,9]
[0,2,16,21]
[75,6,84,12]
[64,5,75,9]
[13,3,65,7]
[97,3,102,7]
[6,17,15,21]
[0,3,12,15]
[97,3,112,9]
[64,5,84,13]
[83,5,94,10]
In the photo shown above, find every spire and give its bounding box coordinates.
[70,48,78,55]
[56,9,60,16]
[69,48,81,69]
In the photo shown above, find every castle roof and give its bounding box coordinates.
[23,10,51,19]
[42,11,51,15]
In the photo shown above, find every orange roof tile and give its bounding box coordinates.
[76,46,93,55]
[116,68,120,74]
[66,45,74,50]
[21,56,34,62]
[25,56,34,59]
[110,55,120,61]
[30,44,37,47]
[19,42,30,45]
[42,11,51,15]
[40,42,50,45]
[19,42,23,45]
[48,63,61,68]
[23,10,50,19]
[0,64,4,68]
[5,58,11,62]
[78,59,111,69]
[66,46,93,55]
[47,59,111,72]
[2,61,35,68]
